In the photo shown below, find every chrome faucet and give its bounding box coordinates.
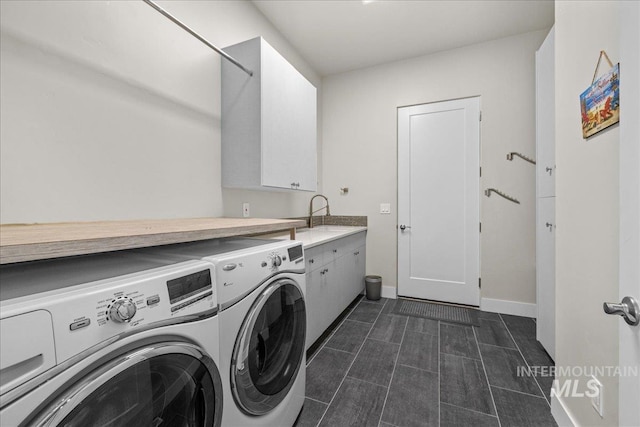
[308,194,330,228]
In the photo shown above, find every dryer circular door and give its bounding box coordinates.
[231,278,306,415]
[29,342,223,427]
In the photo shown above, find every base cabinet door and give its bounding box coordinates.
[536,197,555,360]
[305,268,328,350]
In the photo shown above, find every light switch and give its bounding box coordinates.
[380,203,391,214]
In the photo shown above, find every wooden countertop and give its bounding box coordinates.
[0,217,306,265]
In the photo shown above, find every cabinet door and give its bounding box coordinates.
[305,269,328,350]
[536,197,555,360]
[536,27,555,198]
[353,245,366,298]
[304,246,325,272]
[331,245,366,314]
[261,42,317,192]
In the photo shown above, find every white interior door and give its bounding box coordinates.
[398,97,480,306]
[618,2,640,424]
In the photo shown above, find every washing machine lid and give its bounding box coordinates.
[28,341,223,427]
[231,278,306,415]
[0,310,56,396]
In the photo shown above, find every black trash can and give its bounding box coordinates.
[365,275,382,301]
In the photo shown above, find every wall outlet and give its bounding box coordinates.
[590,376,603,417]
[242,202,250,218]
[380,203,391,214]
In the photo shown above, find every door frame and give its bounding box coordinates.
[618,1,640,424]
[396,96,481,306]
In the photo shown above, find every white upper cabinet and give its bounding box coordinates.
[222,37,317,192]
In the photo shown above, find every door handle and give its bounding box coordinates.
[399,225,411,231]
[603,296,640,326]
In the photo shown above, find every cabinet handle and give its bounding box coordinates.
[320,268,328,275]
[545,222,554,231]
[333,249,337,253]
[309,258,314,264]
[354,251,359,256]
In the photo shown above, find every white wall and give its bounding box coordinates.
[322,30,548,306]
[554,1,621,425]
[0,0,320,223]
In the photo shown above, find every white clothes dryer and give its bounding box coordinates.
[0,251,223,426]
[142,238,306,427]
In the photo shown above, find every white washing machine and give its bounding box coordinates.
[0,251,223,426]
[142,238,306,427]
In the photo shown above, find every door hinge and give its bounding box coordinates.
[479,111,482,121]
[479,222,482,233]
[479,166,482,177]
[479,277,482,288]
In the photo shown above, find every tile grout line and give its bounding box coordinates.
[439,349,482,362]
[395,362,438,375]
[345,318,378,325]
[477,341,520,351]
[490,384,552,400]
[440,401,500,419]
[320,346,358,356]
[498,314,551,407]
[377,314,409,427]
[315,298,388,427]
[305,396,329,406]
[343,374,392,390]
[471,325,502,427]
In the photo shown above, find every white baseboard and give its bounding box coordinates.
[480,297,536,318]
[551,391,577,427]
[381,285,397,299]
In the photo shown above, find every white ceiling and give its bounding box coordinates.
[253,0,554,76]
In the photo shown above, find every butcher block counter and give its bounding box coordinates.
[0,217,306,265]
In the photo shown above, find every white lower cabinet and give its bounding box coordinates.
[536,196,555,359]
[304,232,366,350]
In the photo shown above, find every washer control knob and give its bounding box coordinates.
[109,299,137,323]
[270,254,283,269]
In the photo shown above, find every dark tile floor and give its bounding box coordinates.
[295,297,557,427]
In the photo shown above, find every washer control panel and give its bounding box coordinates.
[213,242,305,305]
[38,260,217,363]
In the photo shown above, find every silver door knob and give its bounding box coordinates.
[399,225,411,231]
[603,296,640,326]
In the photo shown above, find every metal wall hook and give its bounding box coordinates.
[484,188,520,204]
[506,152,536,165]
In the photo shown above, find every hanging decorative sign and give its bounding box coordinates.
[580,51,619,139]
